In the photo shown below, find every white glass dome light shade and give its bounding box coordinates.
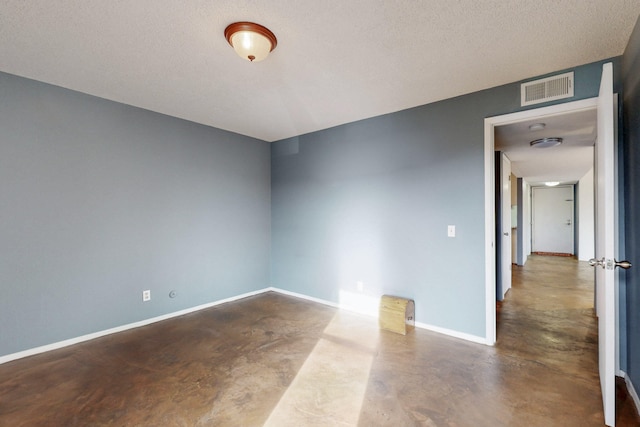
[230,30,272,62]
[225,22,277,62]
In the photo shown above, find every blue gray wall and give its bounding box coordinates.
[0,72,271,357]
[271,58,620,339]
[0,52,627,358]
[622,16,640,390]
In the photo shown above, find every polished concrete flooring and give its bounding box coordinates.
[1,255,639,426]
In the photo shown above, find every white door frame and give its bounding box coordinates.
[484,97,598,345]
[499,153,512,299]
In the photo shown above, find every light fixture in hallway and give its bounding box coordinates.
[530,137,563,148]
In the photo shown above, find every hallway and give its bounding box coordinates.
[497,255,597,381]
[497,255,640,426]
[1,257,639,425]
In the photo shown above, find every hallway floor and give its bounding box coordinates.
[1,256,639,426]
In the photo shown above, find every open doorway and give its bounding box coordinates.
[483,97,598,344]
[496,107,596,260]
[492,109,597,356]
[486,63,621,425]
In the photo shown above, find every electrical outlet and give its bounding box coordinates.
[142,290,151,302]
[448,225,456,237]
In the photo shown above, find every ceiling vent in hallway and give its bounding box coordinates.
[521,72,574,106]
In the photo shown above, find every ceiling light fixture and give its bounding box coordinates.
[530,137,563,148]
[529,123,546,131]
[545,181,560,187]
[224,22,277,62]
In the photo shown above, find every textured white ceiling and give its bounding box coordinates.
[0,1,639,142]
[495,108,596,185]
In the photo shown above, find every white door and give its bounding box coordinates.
[594,62,616,426]
[532,186,574,254]
[500,153,512,299]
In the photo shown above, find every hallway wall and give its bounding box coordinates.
[516,178,532,265]
[577,168,595,261]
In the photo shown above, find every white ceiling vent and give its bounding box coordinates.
[521,72,574,106]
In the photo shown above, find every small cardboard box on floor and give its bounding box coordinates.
[379,295,415,335]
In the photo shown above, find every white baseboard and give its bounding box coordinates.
[414,321,490,345]
[0,288,272,365]
[1,287,490,365]
[267,287,340,308]
[269,287,489,345]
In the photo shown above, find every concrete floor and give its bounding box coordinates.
[1,255,639,426]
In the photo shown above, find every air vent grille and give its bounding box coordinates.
[521,72,574,106]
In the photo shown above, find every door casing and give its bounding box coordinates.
[484,97,598,345]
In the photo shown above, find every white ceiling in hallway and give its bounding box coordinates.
[0,1,638,142]
[495,108,597,185]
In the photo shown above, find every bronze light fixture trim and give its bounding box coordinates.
[225,22,278,62]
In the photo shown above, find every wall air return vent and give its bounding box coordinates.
[521,72,574,106]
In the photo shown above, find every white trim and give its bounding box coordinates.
[625,373,640,417]
[484,117,496,345]
[486,97,597,127]
[0,288,272,365]
[484,97,598,346]
[267,287,340,308]
[269,287,488,344]
[613,93,621,376]
[2,286,493,365]
[414,321,489,345]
